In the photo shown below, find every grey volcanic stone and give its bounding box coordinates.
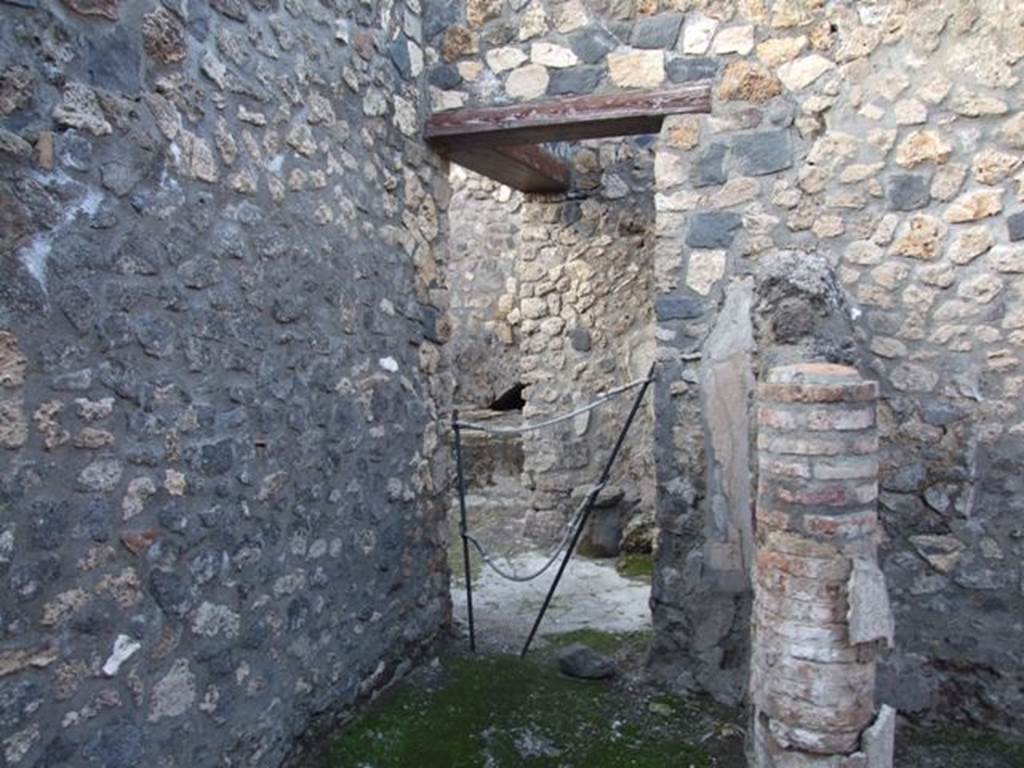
[888,174,931,211]
[692,143,728,188]
[686,212,742,248]
[730,130,792,176]
[655,296,706,320]
[198,438,235,476]
[882,462,927,493]
[83,722,144,768]
[149,569,194,617]
[578,505,624,557]
[922,399,966,426]
[548,66,603,95]
[390,37,412,79]
[1008,211,1024,242]
[766,98,797,127]
[630,13,683,49]
[570,327,592,351]
[666,57,719,83]
[424,0,461,38]
[86,27,141,93]
[568,26,618,64]
[428,64,461,89]
[557,643,616,679]
[10,556,59,601]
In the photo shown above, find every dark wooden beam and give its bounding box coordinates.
[442,144,570,193]
[425,83,712,148]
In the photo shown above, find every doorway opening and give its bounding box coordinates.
[443,136,657,653]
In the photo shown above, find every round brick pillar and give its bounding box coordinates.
[751,363,894,767]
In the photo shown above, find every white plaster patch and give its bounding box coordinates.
[379,356,399,372]
[102,634,141,677]
[16,183,103,292]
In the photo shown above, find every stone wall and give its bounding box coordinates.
[0,1,450,766]
[425,0,1024,735]
[446,166,521,408]
[515,140,657,543]
[444,145,657,547]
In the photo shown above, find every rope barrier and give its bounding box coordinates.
[463,481,606,583]
[452,362,657,653]
[454,376,653,435]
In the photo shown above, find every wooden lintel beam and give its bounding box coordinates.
[442,144,570,193]
[425,83,712,148]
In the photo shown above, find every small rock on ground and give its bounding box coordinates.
[557,643,616,679]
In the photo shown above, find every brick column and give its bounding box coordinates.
[751,363,896,768]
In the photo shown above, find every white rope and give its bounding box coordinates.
[464,481,606,582]
[455,376,652,435]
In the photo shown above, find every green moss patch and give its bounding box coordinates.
[321,653,727,768]
[541,628,650,655]
[615,553,654,580]
[900,725,1024,767]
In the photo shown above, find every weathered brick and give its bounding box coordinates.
[803,509,879,539]
[758,432,880,457]
[806,406,876,431]
[753,364,887,765]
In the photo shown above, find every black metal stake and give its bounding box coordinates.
[453,410,476,652]
[520,363,656,658]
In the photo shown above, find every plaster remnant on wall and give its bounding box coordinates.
[848,558,895,648]
[699,279,755,589]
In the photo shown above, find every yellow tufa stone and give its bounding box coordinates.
[441,26,477,61]
[466,0,502,27]
[756,36,807,66]
[0,398,27,449]
[607,50,664,89]
[943,189,1003,224]
[948,226,995,265]
[776,53,834,91]
[529,42,577,68]
[972,148,1022,185]
[718,60,783,104]
[890,214,947,260]
[662,115,700,150]
[0,331,26,388]
[505,63,549,99]
[894,129,953,168]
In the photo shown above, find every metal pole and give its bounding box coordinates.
[520,362,656,658]
[453,410,476,652]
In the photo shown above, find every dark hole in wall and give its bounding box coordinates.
[489,382,525,412]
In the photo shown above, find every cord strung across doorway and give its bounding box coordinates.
[451,362,656,657]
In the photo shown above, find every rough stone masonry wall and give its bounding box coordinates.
[443,146,657,546]
[0,2,450,766]
[446,166,522,408]
[512,140,656,543]
[425,0,1024,735]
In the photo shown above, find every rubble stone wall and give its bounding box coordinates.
[515,142,657,542]
[426,0,1024,734]
[444,151,657,546]
[446,166,522,408]
[0,1,451,766]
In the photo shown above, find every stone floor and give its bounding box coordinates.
[449,485,652,654]
[451,547,653,653]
